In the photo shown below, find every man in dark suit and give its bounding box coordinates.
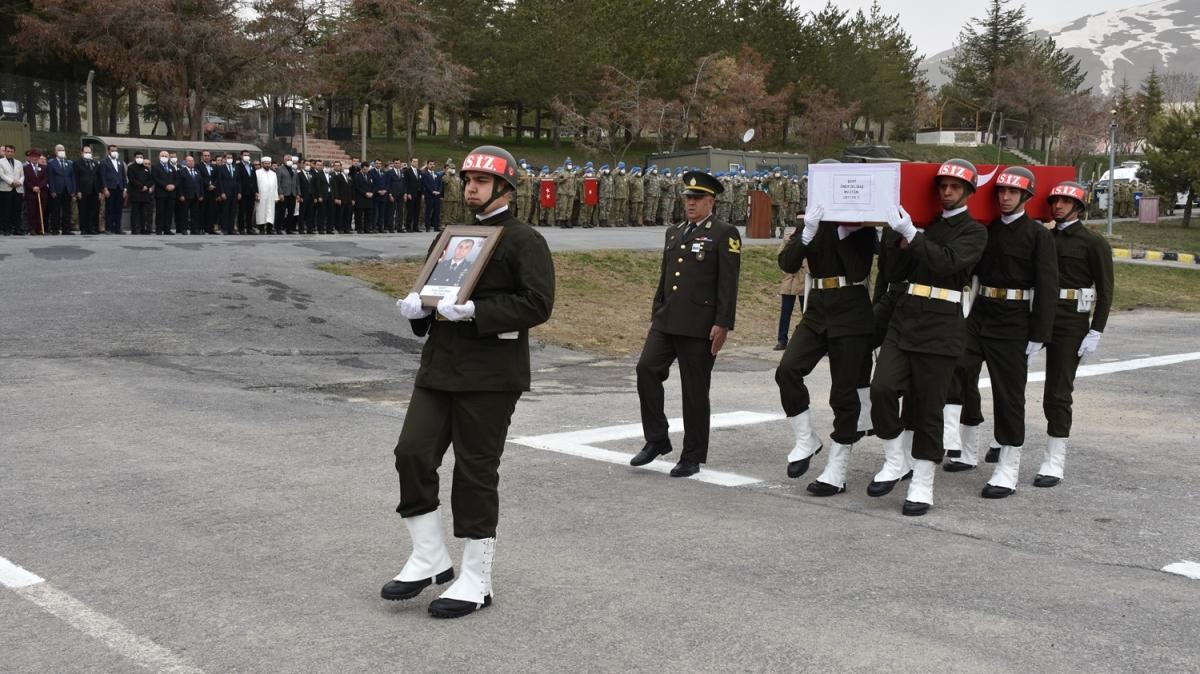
[215,154,239,234]
[177,156,203,234]
[369,159,389,233]
[151,150,177,234]
[421,160,444,232]
[403,157,422,232]
[23,150,50,235]
[74,146,102,234]
[197,150,218,234]
[386,159,406,232]
[352,164,374,233]
[297,159,315,234]
[127,152,153,234]
[47,145,76,234]
[630,171,741,478]
[236,152,258,234]
[311,160,331,234]
[100,144,127,234]
[275,155,298,234]
[330,161,352,233]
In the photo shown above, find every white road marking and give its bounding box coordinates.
[1162,561,1200,580]
[511,411,778,487]
[984,352,1200,387]
[1,555,204,673]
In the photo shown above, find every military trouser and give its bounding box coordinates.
[630,200,644,225]
[658,196,673,225]
[394,386,521,539]
[716,202,731,223]
[771,204,786,236]
[776,323,872,445]
[947,322,1030,446]
[610,198,626,226]
[870,330,959,462]
[599,198,611,226]
[732,207,746,227]
[556,197,575,224]
[580,204,596,227]
[1044,322,1088,438]
[643,197,658,224]
[538,203,551,226]
[443,200,462,226]
[637,328,717,465]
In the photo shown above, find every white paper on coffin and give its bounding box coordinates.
[806,163,901,223]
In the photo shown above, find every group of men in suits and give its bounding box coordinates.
[346,157,449,234]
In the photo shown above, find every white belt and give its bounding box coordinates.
[1059,288,1094,300]
[979,286,1034,301]
[810,275,868,290]
[906,284,963,304]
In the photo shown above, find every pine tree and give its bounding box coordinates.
[1136,67,1165,135]
[1139,97,1200,228]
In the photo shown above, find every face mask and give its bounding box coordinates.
[56,151,66,159]
[323,167,331,174]
[619,170,625,175]
[242,156,250,162]
[285,160,294,167]
[343,169,349,175]
[110,151,119,159]
[135,157,144,165]
[82,153,92,159]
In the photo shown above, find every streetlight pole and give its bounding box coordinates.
[1107,109,1117,237]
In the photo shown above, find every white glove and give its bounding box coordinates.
[801,205,822,244]
[397,292,431,320]
[887,206,917,242]
[436,296,476,322]
[1077,330,1102,364]
[1025,341,1043,367]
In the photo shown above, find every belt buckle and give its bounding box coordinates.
[911,283,932,298]
[1064,289,1077,300]
[821,277,839,289]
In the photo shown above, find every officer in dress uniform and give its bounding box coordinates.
[775,178,877,494]
[942,167,1058,502]
[630,171,742,478]
[868,159,987,516]
[384,145,555,620]
[1037,181,1113,488]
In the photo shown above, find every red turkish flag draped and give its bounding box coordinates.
[539,179,557,208]
[583,178,599,206]
[900,164,1078,226]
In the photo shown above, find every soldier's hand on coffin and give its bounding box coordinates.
[887,205,917,242]
[397,292,431,320]
[1025,341,1043,367]
[1077,330,1102,364]
[801,204,823,244]
[437,296,476,322]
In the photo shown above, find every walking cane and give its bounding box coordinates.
[37,191,45,235]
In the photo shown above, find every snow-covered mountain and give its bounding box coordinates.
[920,0,1200,94]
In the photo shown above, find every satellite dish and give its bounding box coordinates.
[742,128,755,144]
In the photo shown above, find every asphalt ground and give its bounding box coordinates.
[2,230,1198,673]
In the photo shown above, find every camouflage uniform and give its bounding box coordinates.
[629,170,645,225]
[555,168,577,226]
[579,172,597,228]
[643,170,660,225]
[442,170,463,225]
[658,172,676,225]
[716,175,732,222]
[598,169,613,227]
[612,169,629,227]
[515,168,533,222]
[731,174,748,227]
[537,171,553,226]
[767,174,788,237]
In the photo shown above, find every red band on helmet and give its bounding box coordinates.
[1049,185,1086,201]
[462,153,509,174]
[937,163,975,183]
[996,173,1031,190]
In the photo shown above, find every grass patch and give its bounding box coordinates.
[1104,220,1200,255]
[325,246,1199,356]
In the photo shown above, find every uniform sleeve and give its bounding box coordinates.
[778,229,807,274]
[651,229,669,317]
[906,222,987,276]
[472,231,556,336]
[1089,233,1114,332]
[716,227,742,330]
[1029,225,1059,343]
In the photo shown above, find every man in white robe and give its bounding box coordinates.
[255,157,281,234]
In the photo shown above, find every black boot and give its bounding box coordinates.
[380,568,454,601]
[630,440,671,467]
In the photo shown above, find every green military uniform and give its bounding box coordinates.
[776,220,877,490]
[798,175,808,214]
[785,178,801,223]
[871,208,987,461]
[629,170,644,225]
[658,172,676,225]
[612,169,629,226]
[395,207,555,538]
[598,169,613,227]
[732,174,748,227]
[643,170,660,225]
[947,210,1058,470]
[441,170,463,225]
[553,168,575,227]
[579,172,597,228]
[637,194,741,469]
[1044,220,1113,438]
[767,174,788,237]
[716,175,732,222]
[515,168,532,222]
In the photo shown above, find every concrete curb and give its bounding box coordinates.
[1112,247,1198,265]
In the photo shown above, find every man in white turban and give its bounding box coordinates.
[255,156,281,233]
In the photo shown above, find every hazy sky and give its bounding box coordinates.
[791,0,1146,56]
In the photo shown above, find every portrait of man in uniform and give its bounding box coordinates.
[426,237,480,289]
[413,227,502,305]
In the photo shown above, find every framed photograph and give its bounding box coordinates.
[412,225,505,308]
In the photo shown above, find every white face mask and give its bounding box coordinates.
[285,160,293,167]
[170,157,178,164]
[110,151,119,159]
[242,156,250,162]
[323,167,331,174]
[619,169,625,175]
[56,150,66,159]
[135,157,144,165]
[82,153,92,159]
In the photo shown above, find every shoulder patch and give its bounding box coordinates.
[728,238,741,254]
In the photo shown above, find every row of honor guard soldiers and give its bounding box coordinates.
[505,158,806,232]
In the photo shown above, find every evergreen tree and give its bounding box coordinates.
[1139,98,1200,228]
